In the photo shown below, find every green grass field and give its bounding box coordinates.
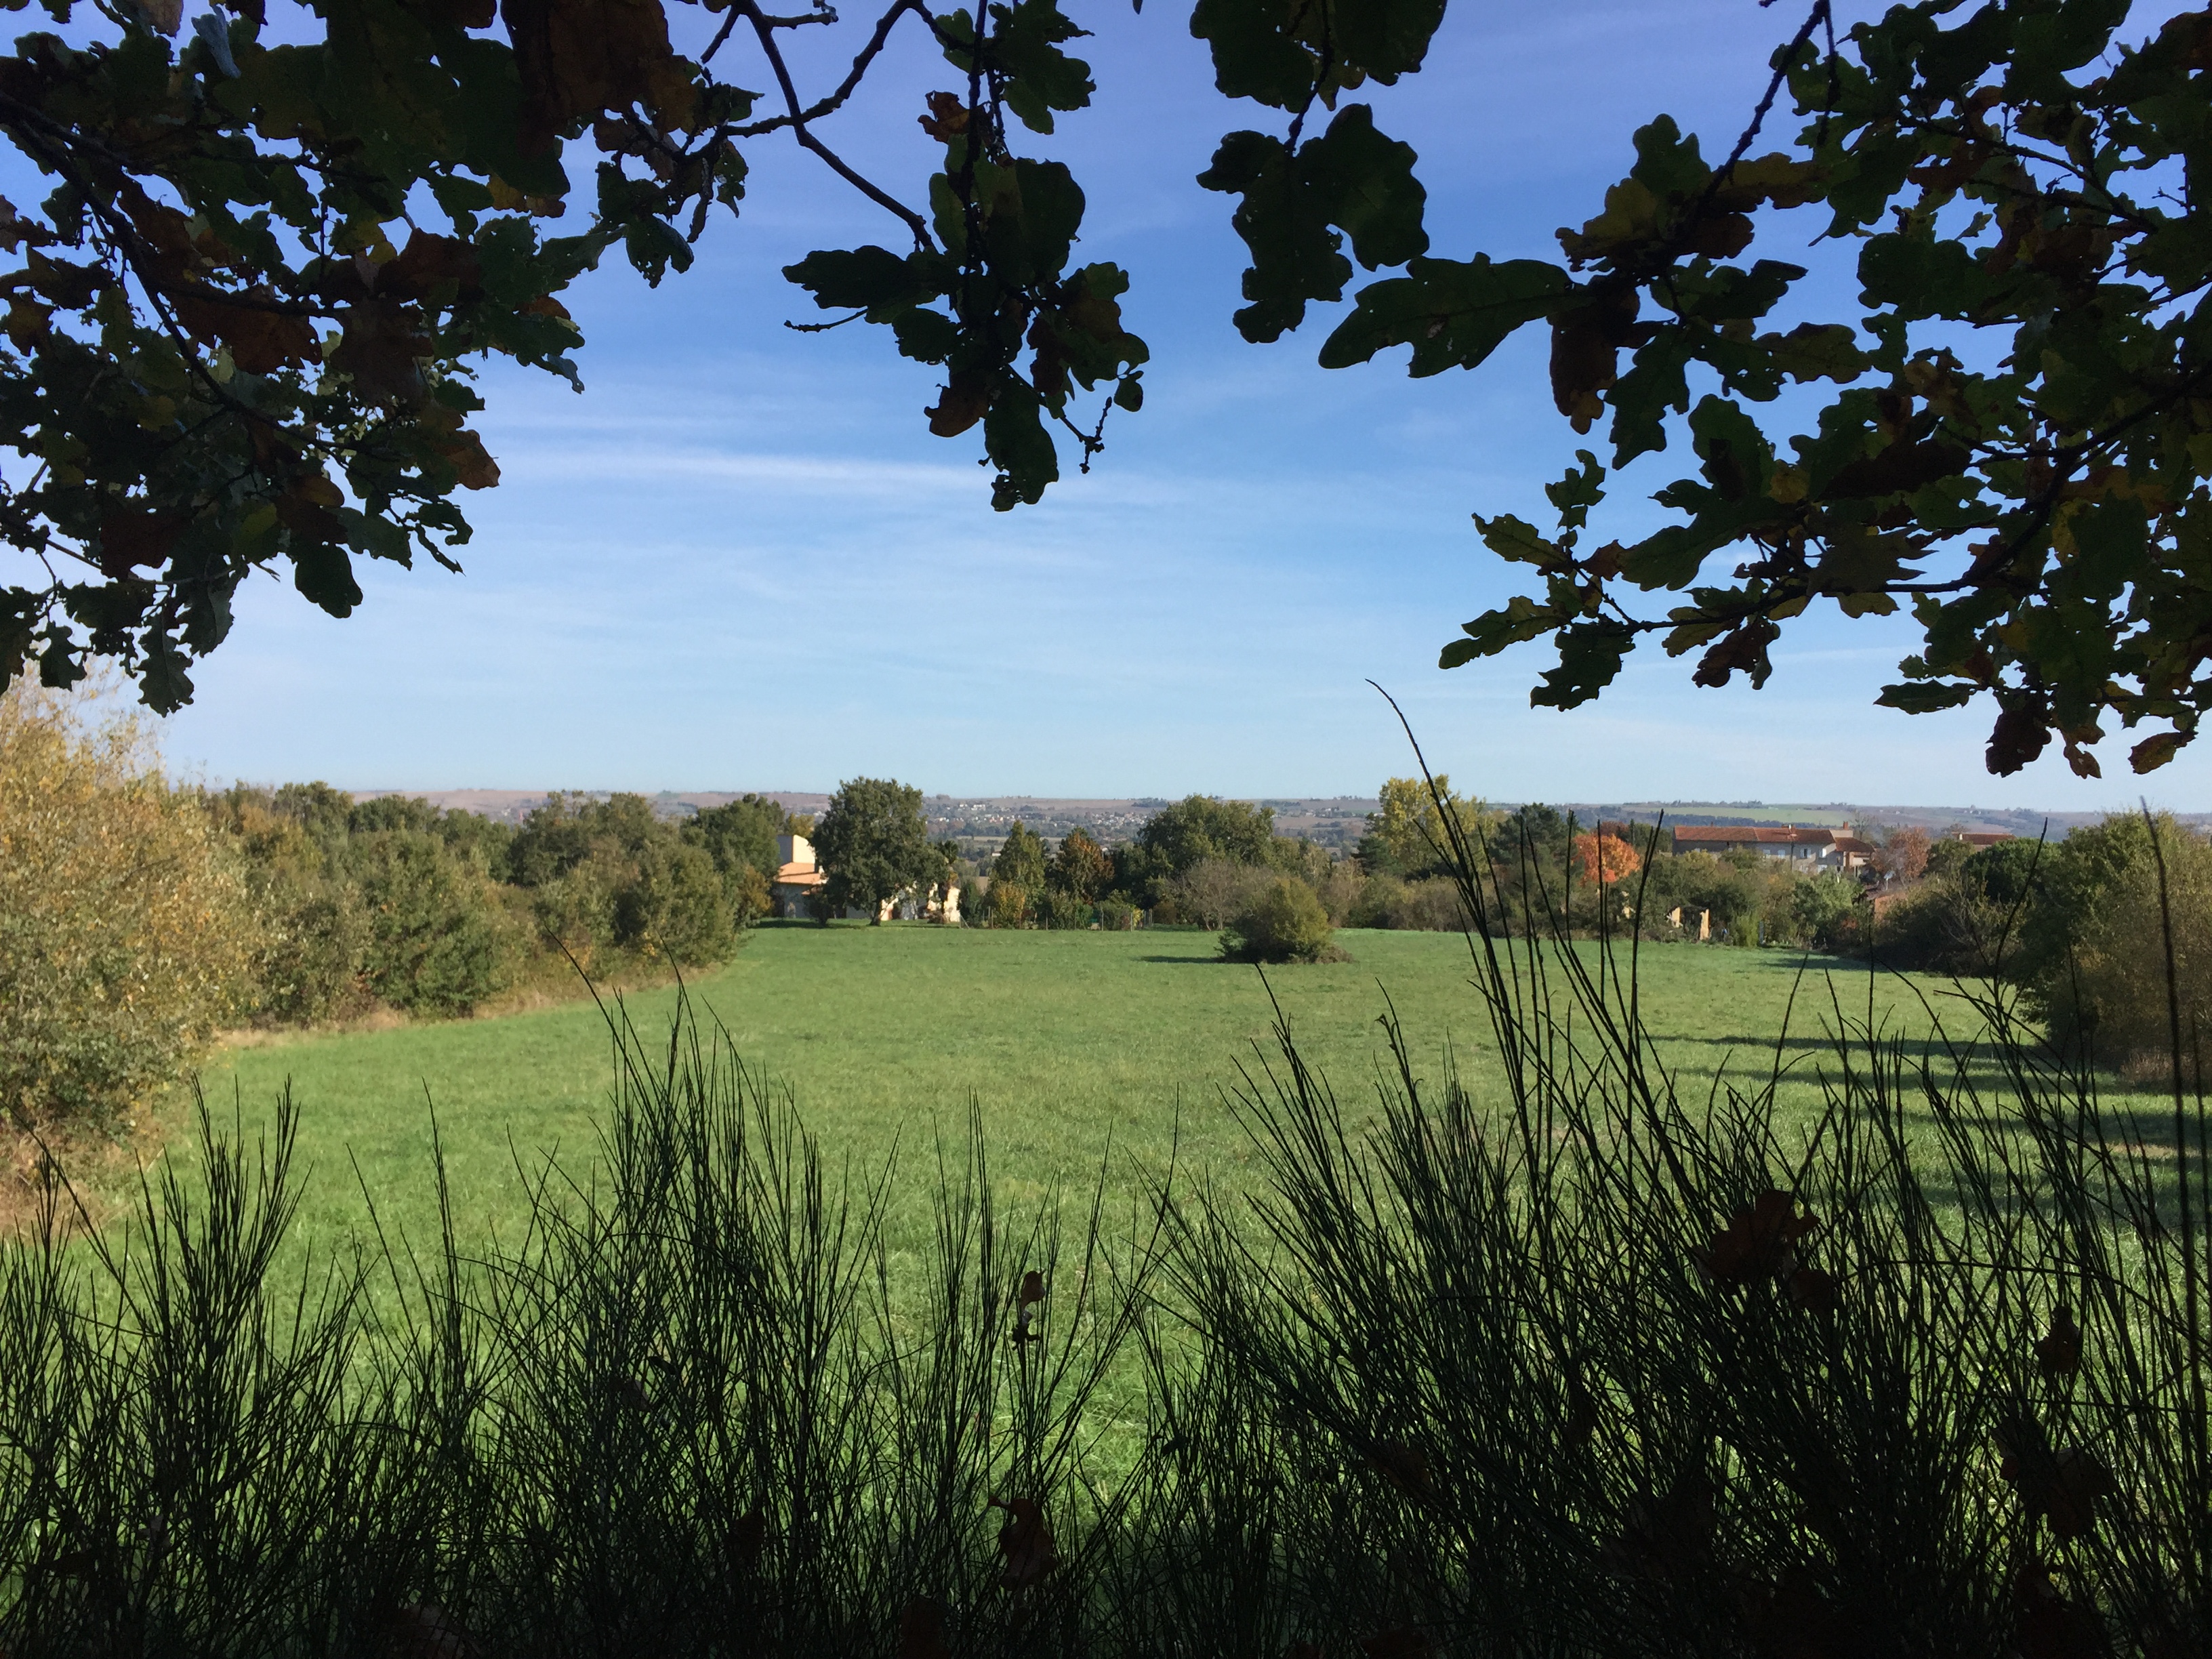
[173,922,1987,1270]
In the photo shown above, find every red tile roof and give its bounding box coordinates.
[1672,825,1835,846]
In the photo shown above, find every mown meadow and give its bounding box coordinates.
[9,905,2208,1658]
[185,922,1969,1265]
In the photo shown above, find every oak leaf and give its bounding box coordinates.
[987,1495,1057,1590]
[2035,1305,2081,1376]
[1694,1189,1818,1284]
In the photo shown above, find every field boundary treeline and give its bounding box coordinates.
[3,784,2208,1658]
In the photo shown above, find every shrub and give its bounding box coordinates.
[1786,870,1864,953]
[1036,888,1093,930]
[1349,874,1466,931]
[2043,815,2212,1070]
[1386,876,1467,931]
[0,680,253,1127]
[732,865,774,926]
[206,793,371,1024]
[615,838,737,966]
[982,878,1031,928]
[1097,897,1139,930]
[1168,857,1272,930]
[349,830,510,1017]
[1221,876,1340,963]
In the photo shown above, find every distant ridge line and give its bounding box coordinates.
[335,790,2207,841]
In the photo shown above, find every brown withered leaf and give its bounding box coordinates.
[1366,1439,1437,1501]
[727,1505,766,1576]
[0,195,58,252]
[919,91,970,140]
[26,254,104,310]
[987,1495,1057,1591]
[1786,1266,1838,1313]
[171,287,319,374]
[1605,1467,1715,1583]
[407,0,497,28]
[1695,1189,1818,1284]
[1822,437,1969,500]
[5,293,52,350]
[431,426,500,490]
[2012,1565,2106,1659]
[503,0,692,154]
[1986,699,2052,775]
[1690,616,1781,691]
[1681,211,1755,259]
[898,1595,949,1659]
[2045,1447,2114,1540]
[332,302,431,404]
[276,490,345,544]
[381,231,485,304]
[1547,285,1639,429]
[1563,1374,1599,1447]
[98,508,187,575]
[2035,1304,2082,1377]
[926,378,991,438]
[1998,1425,2114,1542]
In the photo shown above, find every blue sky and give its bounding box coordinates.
[44,0,2212,806]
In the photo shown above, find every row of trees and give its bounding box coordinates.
[207,785,785,1026]
[2,675,802,1130]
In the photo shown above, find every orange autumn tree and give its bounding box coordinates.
[1571,832,1641,886]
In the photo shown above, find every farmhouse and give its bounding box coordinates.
[1670,824,1839,864]
[769,834,961,924]
[771,834,827,918]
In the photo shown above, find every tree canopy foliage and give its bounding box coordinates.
[813,775,931,920]
[6,0,2209,776]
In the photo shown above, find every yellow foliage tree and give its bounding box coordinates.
[0,679,253,1127]
[1369,775,1493,874]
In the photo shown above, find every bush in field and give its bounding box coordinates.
[2036,815,2212,1070]
[510,792,745,966]
[687,794,792,885]
[1097,897,1139,930]
[1036,888,1093,930]
[981,878,1031,928]
[0,681,253,1126]
[1222,877,1340,964]
[1788,870,1866,953]
[1168,858,1276,931]
[205,790,372,1024]
[349,830,511,1017]
[731,866,774,926]
[614,839,736,964]
[1349,874,1466,931]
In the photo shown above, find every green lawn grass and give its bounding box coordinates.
[179,922,1980,1271]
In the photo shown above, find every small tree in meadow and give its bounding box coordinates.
[814,777,933,924]
[1222,877,1340,964]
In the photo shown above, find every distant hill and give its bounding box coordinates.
[346,790,2206,848]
